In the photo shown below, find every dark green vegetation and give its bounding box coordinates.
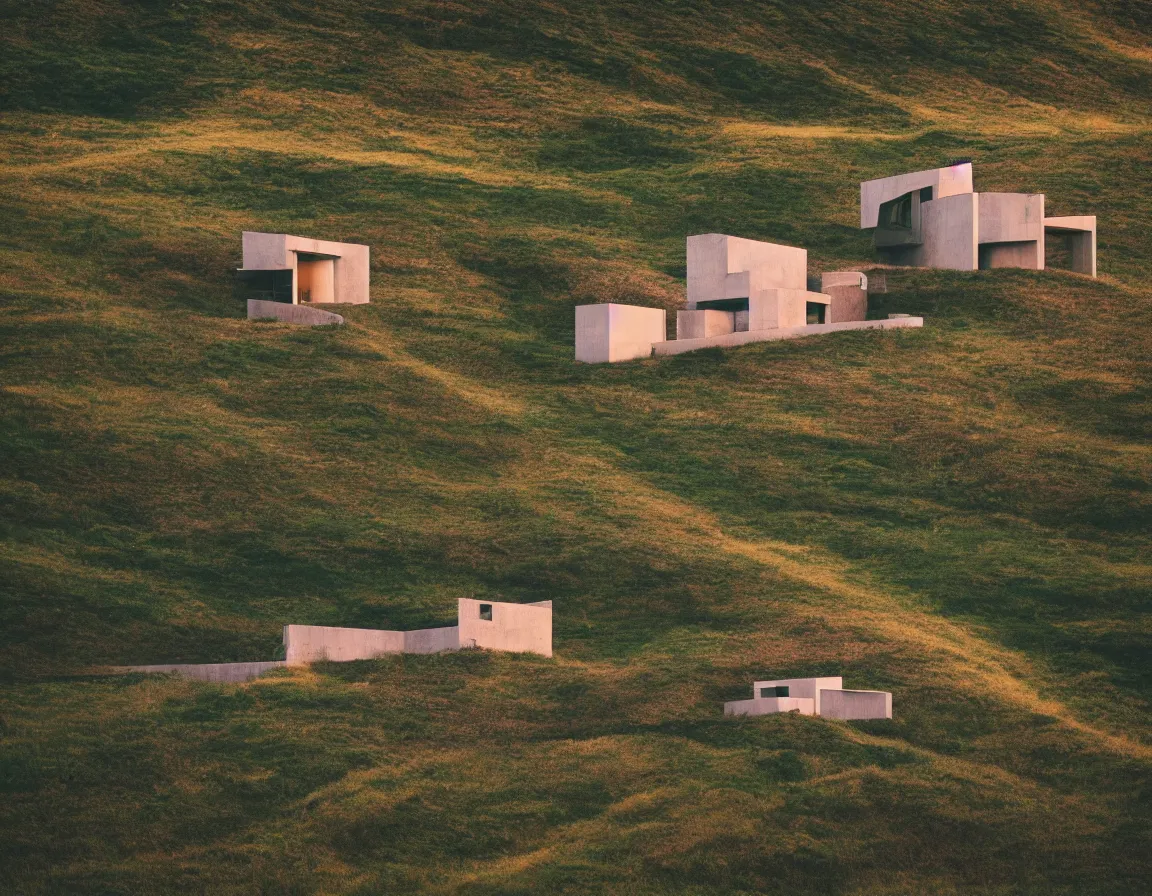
[1,1,1150,892]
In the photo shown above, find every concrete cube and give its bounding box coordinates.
[575,303,666,363]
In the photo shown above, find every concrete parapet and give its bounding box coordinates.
[119,661,286,683]
[248,300,345,326]
[404,626,461,654]
[724,697,816,717]
[575,303,666,363]
[651,317,923,357]
[283,625,405,664]
[819,689,893,720]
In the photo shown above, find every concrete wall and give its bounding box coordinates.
[677,309,735,340]
[575,303,666,363]
[457,598,552,657]
[687,234,807,309]
[1045,216,1097,277]
[651,317,923,357]
[822,285,868,323]
[860,163,974,228]
[248,300,345,326]
[914,192,978,270]
[978,193,1044,270]
[283,625,406,664]
[819,689,893,720]
[404,626,461,654]
[724,697,816,717]
[753,677,843,716]
[121,661,285,683]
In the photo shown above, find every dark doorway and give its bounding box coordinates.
[806,302,826,325]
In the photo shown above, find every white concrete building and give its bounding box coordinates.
[237,231,370,324]
[861,162,1097,276]
[575,234,921,363]
[724,675,893,721]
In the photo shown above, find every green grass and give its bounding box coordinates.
[0,1,1150,893]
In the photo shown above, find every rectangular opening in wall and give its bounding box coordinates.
[1044,232,1075,271]
[235,269,293,304]
[479,604,492,621]
[696,298,749,312]
[760,686,789,698]
[805,302,826,325]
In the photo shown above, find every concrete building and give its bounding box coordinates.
[118,599,553,682]
[236,232,370,323]
[861,163,1097,276]
[724,675,892,721]
[575,234,921,362]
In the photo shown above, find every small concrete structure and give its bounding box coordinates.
[118,600,553,682]
[724,675,893,721]
[820,272,869,324]
[119,598,550,681]
[284,599,552,662]
[861,163,1097,276]
[576,235,920,362]
[237,232,370,321]
[575,303,666,363]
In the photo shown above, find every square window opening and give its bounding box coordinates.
[479,603,493,621]
[805,302,826,325]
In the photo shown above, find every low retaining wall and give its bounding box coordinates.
[283,625,406,664]
[404,626,461,654]
[819,689,892,720]
[724,697,816,717]
[652,317,923,357]
[248,300,345,326]
[119,661,286,683]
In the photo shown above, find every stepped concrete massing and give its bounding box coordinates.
[118,600,552,682]
[236,232,370,322]
[575,234,920,362]
[861,162,1097,276]
[725,675,893,721]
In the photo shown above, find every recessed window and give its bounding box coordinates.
[479,604,493,621]
[760,686,790,698]
[805,303,826,325]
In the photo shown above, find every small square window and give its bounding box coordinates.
[479,604,493,621]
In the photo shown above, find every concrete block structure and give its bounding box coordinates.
[119,600,552,682]
[724,675,892,721]
[577,234,920,362]
[861,163,1097,276]
[575,303,666,363]
[237,232,370,319]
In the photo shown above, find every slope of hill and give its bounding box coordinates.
[1,1,1150,893]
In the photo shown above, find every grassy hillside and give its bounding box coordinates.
[1,1,1150,892]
